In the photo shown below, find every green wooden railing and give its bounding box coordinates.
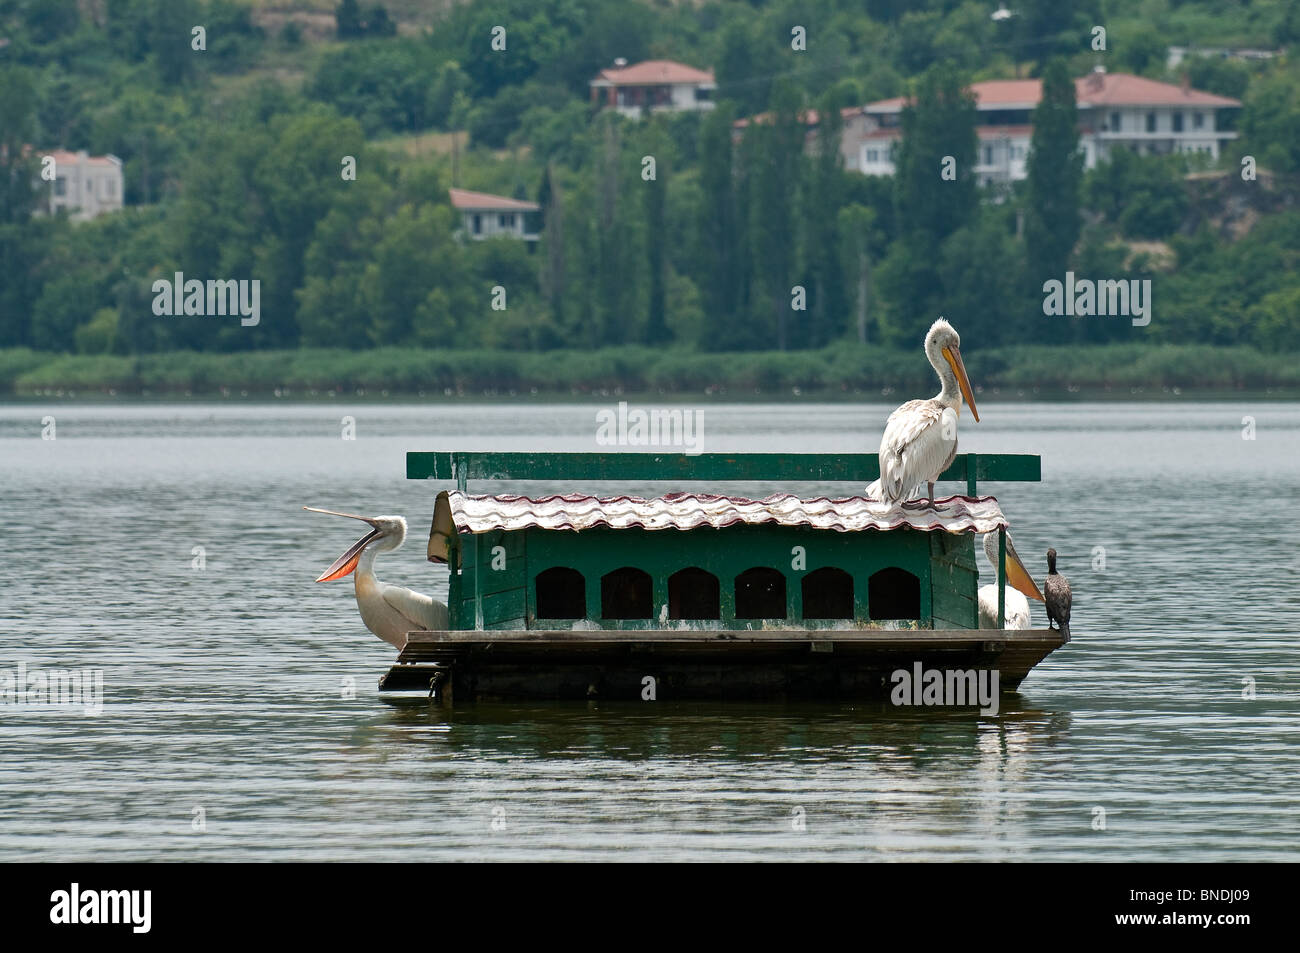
[407,451,1040,496]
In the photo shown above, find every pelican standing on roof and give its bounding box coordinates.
[1044,548,1072,642]
[977,532,1045,629]
[867,318,979,508]
[306,507,448,648]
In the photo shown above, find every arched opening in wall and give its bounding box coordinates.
[535,567,586,619]
[601,566,653,620]
[868,567,921,620]
[734,567,787,619]
[668,567,720,620]
[802,567,854,620]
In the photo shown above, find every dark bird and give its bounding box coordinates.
[1044,548,1072,642]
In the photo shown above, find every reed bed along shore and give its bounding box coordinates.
[2,344,1297,399]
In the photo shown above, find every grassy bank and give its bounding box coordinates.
[1,344,1297,399]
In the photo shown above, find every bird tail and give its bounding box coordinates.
[1060,620,1071,642]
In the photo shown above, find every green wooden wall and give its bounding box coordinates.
[448,524,980,631]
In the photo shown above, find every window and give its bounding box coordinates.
[601,566,652,619]
[982,145,994,166]
[472,213,481,235]
[1146,112,1157,133]
[535,567,586,619]
[54,177,66,196]
[734,567,786,619]
[1172,112,1183,132]
[694,87,712,102]
[802,568,854,620]
[668,567,720,620]
[1110,111,1121,132]
[1194,112,1204,129]
[868,567,920,621]
[107,179,116,198]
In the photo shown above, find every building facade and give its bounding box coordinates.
[853,69,1240,187]
[40,150,124,221]
[590,59,716,118]
[449,188,540,242]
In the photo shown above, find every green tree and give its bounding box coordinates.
[750,80,804,350]
[0,67,38,224]
[336,0,364,39]
[801,90,851,348]
[1024,58,1082,292]
[150,0,201,85]
[695,102,741,350]
[642,121,671,345]
[880,63,977,333]
[1241,67,1300,173]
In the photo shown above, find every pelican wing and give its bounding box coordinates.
[873,400,958,501]
[380,583,450,631]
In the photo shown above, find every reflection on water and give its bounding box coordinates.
[0,402,1297,860]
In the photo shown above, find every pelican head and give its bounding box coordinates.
[304,507,407,582]
[925,318,979,422]
[983,531,1045,602]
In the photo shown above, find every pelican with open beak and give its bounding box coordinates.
[305,507,448,649]
[977,532,1045,629]
[866,317,979,508]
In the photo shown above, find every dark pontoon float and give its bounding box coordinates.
[382,451,1064,701]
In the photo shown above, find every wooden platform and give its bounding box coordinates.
[379,628,1067,702]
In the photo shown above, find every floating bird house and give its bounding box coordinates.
[386,451,1061,701]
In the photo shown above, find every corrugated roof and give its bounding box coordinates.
[434,489,1004,539]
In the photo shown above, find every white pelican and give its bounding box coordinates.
[1044,547,1072,641]
[867,318,979,508]
[306,507,448,648]
[977,532,1046,629]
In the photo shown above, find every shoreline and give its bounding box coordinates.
[2,344,1297,401]
[3,388,1297,404]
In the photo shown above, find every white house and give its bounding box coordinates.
[590,59,716,118]
[39,150,124,221]
[851,68,1240,187]
[449,188,539,242]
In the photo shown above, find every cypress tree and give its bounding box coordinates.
[1024,58,1082,296]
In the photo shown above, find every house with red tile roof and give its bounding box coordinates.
[590,59,716,118]
[37,150,124,221]
[734,68,1240,186]
[856,67,1240,185]
[448,188,540,242]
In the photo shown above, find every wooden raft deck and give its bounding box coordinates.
[379,628,1067,701]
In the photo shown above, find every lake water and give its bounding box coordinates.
[1,400,1297,861]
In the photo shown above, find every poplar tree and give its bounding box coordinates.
[1025,58,1082,294]
[882,62,977,331]
[696,102,739,350]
